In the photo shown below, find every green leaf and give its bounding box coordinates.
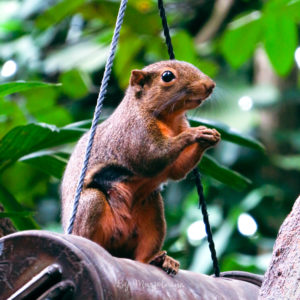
[264,0,300,21]
[20,151,69,179]
[60,69,90,99]
[115,32,144,88]
[34,107,73,128]
[285,0,300,21]
[199,155,252,191]
[35,0,85,29]
[0,211,34,218]
[221,11,262,68]
[263,13,298,76]
[0,81,61,97]
[0,183,39,230]
[272,154,300,170]
[0,19,23,33]
[44,39,109,73]
[172,30,198,64]
[0,123,85,171]
[0,97,27,137]
[188,116,265,152]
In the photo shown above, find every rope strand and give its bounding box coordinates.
[157,0,220,277]
[158,0,175,59]
[67,0,128,234]
[193,169,220,277]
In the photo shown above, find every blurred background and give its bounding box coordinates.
[0,0,299,275]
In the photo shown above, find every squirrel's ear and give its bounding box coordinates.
[130,70,147,87]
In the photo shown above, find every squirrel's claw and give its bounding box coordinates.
[150,251,180,276]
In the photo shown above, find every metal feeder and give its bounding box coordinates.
[0,230,262,299]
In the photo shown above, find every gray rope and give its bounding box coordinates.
[67,0,128,234]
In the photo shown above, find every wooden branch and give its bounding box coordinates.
[259,195,300,299]
[195,0,234,45]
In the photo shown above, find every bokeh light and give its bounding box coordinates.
[238,96,253,111]
[295,47,300,68]
[1,60,17,78]
[238,213,258,237]
[187,220,206,245]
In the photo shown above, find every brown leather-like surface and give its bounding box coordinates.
[0,230,260,300]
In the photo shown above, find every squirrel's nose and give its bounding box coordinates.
[203,79,215,94]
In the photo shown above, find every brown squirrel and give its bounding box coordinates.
[61,60,220,275]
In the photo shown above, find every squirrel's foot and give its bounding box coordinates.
[150,251,180,276]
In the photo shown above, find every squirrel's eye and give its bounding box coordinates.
[161,71,175,82]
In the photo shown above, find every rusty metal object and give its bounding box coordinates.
[7,264,63,300]
[0,231,262,299]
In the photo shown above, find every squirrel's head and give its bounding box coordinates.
[128,60,215,116]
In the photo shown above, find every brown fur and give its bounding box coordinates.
[61,60,220,273]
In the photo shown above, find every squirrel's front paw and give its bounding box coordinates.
[195,127,221,147]
[150,251,180,276]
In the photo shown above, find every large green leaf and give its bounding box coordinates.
[285,0,300,21]
[263,13,298,76]
[199,155,252,191]
[115,31,144,88]
[264,0,300,21]
[189,116,265,152]
[0,183,39,230]
[59,69,90,99]
[221,11,262,68]
[35,0,85,29]
[0,123,85,171]
[172,30,198,64]
[0,81,61,97]
[20,151,69,179]
[0,211,34,218]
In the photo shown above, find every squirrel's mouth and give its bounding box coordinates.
[186,98,202,104]
[186,94,211,103]
[184,92,213,109]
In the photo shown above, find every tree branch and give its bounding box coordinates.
[195,0,234,45]
[259,195,300,299]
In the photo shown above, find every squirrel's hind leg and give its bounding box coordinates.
[133,191,165,262]
[71,189,105,242]
[133,191,180,275]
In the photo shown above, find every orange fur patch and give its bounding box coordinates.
[157,120,175,137]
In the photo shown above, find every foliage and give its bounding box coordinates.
[221,0,300,75]
[0,0,299,276]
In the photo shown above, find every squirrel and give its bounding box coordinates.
[61,60,220,275]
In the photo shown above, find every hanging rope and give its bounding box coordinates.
[157,0,220,277]
[158,0,175,60]
[193,169,220,277]
[67,0,128,234]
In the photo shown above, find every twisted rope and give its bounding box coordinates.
[67,0,128,234]
[193,169,220,277]
[157,0,220,277]
[158,0,175,60]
